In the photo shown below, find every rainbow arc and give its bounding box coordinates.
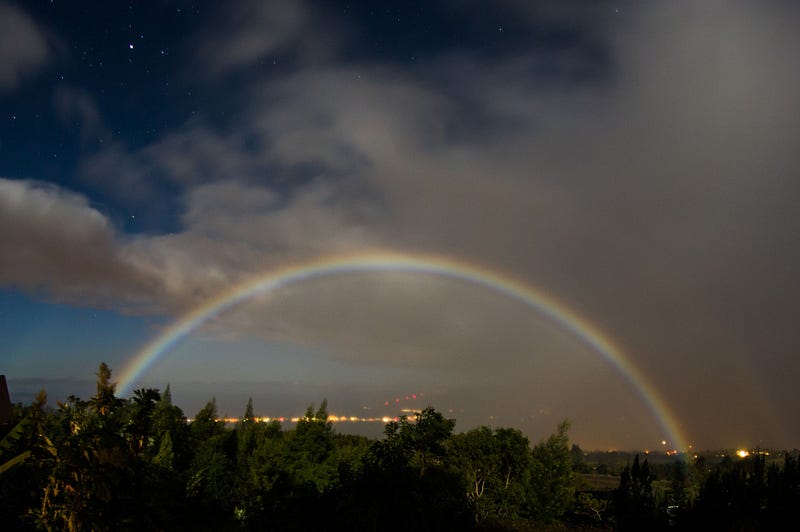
[117,251,688,451]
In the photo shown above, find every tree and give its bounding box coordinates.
[372,407,455,477]
[89,362,120,418]
[243,421,288,526]
[186,398,236,526]
[150,384,188,470]
[285,400,336,493]
[127,388,161,456]
[529,420,575,523]
[571,443,591,473]
[232,397,264,526]
[449,426,532,522]
[0,391,50,529]
[0,416,32,475]
[409,407,456,477]
[37,364,140,531]
[236,397,259,466]
[450,426,497,519]
[358,407,469,531]
[190,398,224,441]
[616,454,659,530]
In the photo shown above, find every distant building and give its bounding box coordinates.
[0,375,12,426]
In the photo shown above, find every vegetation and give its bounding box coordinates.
[2,363,799,530]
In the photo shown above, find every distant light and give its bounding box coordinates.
[662,440,667,446]
[128,43,134,50]
[737,449,750,458]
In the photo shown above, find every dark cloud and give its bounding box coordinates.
[0,178,157,310]
[192,0,341,77]
[54,86,111,144]
[0,3,50,91]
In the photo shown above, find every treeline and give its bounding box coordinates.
[2,363,800,531]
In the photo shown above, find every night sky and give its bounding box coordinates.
[3,0,800,451]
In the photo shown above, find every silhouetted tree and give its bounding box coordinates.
[185,398,236,527]
[616,454,662,530]
[355,407,470,531]
[150,384,189,470]
[127,387,160,456]
[529,420,575,523]
[37,363,141,531]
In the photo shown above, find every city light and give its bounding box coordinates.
[188,414,406,425]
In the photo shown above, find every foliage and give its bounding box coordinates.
[450,426,532,521]
[5,362,800,530]
[529,420,575,523]
[0,416,32,474]
[35,365,137,531]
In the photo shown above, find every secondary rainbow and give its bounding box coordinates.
[117,251,688,451]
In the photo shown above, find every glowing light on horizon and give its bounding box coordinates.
[191,414,406,425]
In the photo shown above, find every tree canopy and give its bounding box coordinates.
[1,363,798,531]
